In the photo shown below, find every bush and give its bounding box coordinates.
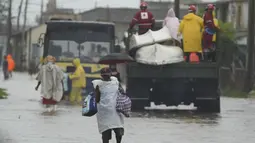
[0,88,8,99]
[222,86,247,98]
[218,20,235,40]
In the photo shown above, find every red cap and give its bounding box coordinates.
[188,5,196,12]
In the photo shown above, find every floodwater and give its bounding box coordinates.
[1,73,255,143]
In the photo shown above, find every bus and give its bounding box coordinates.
[41,20,117,94]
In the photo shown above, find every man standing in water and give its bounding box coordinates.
[93,67,124,143]
[69,58,86,105]
[2,55,8,80]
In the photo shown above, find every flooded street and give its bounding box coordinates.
[1,73,255,143]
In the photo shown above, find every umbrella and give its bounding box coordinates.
[98,53,134,64]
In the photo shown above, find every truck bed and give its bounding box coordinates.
[127,62,218,78]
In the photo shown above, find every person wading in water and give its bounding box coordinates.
[93,67,124,143]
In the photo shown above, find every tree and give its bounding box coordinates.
[0,0,8,23]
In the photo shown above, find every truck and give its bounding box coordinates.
[125,21,221,113]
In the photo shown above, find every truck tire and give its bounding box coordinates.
[131,98,149,111]
[195,97,220,113]
[127,78,150,111]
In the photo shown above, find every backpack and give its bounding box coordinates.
[82,92,97,117]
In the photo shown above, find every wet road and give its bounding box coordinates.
[1,73,255,143]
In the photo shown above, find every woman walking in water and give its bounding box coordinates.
[36,55,64,113]
[93,67,124,143]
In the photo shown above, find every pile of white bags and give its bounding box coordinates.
[129,26,171,48]
[135,44,184,65]
[129,26,184,65]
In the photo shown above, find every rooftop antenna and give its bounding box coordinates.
[106,5,111,21]
[95,0,97,8]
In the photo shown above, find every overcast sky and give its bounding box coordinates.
[12,0,218,25]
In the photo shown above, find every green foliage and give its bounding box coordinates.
[0,88,8,99]
[218,20,236,40]
[222,86,248,98]
[197,8,204,17]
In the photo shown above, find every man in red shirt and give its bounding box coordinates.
[129,2,155,35]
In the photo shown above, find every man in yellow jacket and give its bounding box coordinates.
[211,11,220,62]
[69,58,86,105]
[212,11,219,46]
[178,5,203,62]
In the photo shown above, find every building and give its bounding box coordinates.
[37,0,80,24]
[0,32,6,65]
[198,0,248,30]
[11,24,46,70]
[80,7,187,40]
[145,0,202,9]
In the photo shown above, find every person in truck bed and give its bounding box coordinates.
[129,1,155,35]
[163,8,181,46]
[178,5,203,62]
[202,4,219,61]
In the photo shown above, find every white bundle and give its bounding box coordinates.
[135,44,184,65]
[129,26,171,49]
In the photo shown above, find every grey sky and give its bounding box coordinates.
[12,0,141,25]
[12,0,218,25]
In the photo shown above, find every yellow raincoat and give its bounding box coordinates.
[212,11,219,42]
[178,13,203,52]
[69,58,86,104]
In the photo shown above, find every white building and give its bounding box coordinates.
[11,24,46,70]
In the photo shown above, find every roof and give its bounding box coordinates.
[45,20,115,26]
[80,7,188,23]
[43,8,75,14]
[146,0,203,5]
[11,25,43,37]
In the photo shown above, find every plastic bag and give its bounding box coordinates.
[116,91,132,117]
[63,73,69,92]
[82,92,97,117]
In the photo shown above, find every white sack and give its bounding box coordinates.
[135,44,184,65]
[129,26,171,49]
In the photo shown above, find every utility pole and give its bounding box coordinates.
[106,5,111,22]
[6,0,12,54]
[94,0,97,8]
[244,0,255,92]
[40,0,43,24]
[21,0,28,70]
[17,0,24,31]
[23,0,28,31]
[174,0,180,18]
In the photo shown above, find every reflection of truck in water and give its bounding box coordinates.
[40,20,118,93]
[125,20,221,113]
